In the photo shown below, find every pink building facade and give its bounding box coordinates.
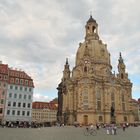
[0,62,8,123]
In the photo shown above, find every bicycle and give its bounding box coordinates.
[84,127,97,136]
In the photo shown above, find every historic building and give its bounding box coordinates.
[57,15,134,125]
[0,61,34,124]
[130,99,139,122]
[32,101,57,125]
[0,62,8,124]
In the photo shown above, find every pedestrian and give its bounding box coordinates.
[111,124,114,135]
[106,124,110,135]
[114,125,117,135]
[123,123,126,131]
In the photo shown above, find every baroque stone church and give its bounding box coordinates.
[57,15,134,125]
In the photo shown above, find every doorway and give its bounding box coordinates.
[83,115,88,125]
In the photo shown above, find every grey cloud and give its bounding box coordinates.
[0,0,139,99]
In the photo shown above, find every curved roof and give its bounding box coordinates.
[87,15,96,23]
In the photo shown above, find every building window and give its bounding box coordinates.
[13,102,16,107]
[28,103,30,108]
[97,101,101,110]
[23,103,26,108]
[111,92,115,109]
[8,101,11,107]
[27,111,30,116]
[22,111,25,116]
[19,94,22,99]
[29,88,32,92]
[20,86,23,91]
[25,87,27,91]
[0,108,3,114]
[17,111,20,116]
[25,80,28,85]
[18,102,21,107]
[84,67,87,72]
[124,116,127,122]
[96,90,101,110]
[0,75,2,80]
[15,86,18,90]
[111,92,115,100]
[12,110,15,115]
[122,94,125,102]
[24,95,26,99]
[9,93,12,98]
[10,85,13,89]
[20,79,23,85]
[1,99,4,104]
[10,78,14,83]
[122,103,125,111]
[7,110,10,115]
[2,91,5,96]
[14,94,17,98]
[29,81,33,86]
[121,73,124,79]
[82,90,88,109]
[15,78,19,84]
[28,95,31,100]
[99,116,103,122]
[4,75,7,80]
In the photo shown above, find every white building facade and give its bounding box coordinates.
[2,68,34,124]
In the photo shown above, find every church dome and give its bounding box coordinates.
[76,40,111,66]
[75,16,111,67]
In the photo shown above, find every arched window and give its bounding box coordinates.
[111,92,115,108]
[84,67,87,72]
[82,90,88,110]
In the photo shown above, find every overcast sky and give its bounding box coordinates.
[0,0,139,101]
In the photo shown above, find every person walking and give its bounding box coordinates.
[106,124,110,135]
[114,125,117,135]
[123,123,126,131]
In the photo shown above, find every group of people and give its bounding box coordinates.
[106,124,117,135]
[87,123,128,135]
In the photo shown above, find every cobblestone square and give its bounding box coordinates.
[0,126,140,140]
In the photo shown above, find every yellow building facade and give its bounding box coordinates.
[32,108,57,124]
[57,16,134,125]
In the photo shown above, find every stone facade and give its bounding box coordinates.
[32,102,57,124]
[57,15,134,125]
